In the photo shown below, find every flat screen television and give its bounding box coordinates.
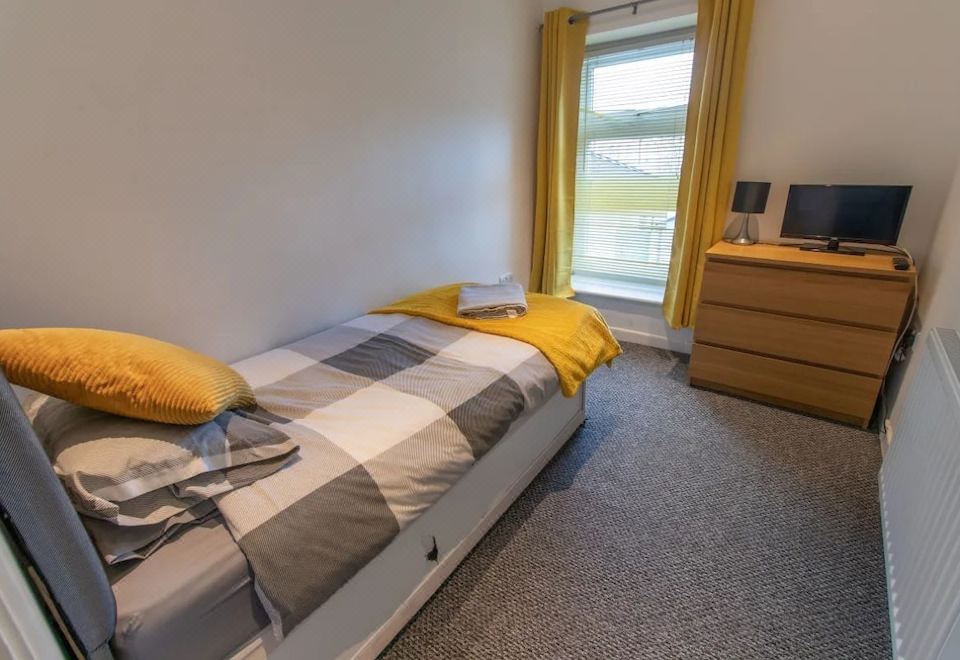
[781,184,911,255]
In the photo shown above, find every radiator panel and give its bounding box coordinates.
[880,328,960,660]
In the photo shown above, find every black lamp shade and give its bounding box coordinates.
[732,181,771,213]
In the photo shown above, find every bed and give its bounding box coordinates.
[109,385,583,660]
[0,303,606,660]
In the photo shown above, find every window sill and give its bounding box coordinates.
[571,275,666,304]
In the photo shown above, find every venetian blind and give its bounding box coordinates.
[572,29,696,286]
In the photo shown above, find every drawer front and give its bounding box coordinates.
[694,304,896,376]
[689,343,881,426]
[700,259,911,330]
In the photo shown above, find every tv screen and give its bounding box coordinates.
[781,184,911,245]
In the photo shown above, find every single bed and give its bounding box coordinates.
[108,385,583,660]
[0,308,595,660]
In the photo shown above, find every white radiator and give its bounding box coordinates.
[880,328,960,660]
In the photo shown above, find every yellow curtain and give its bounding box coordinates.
[529,8,588,298]
[662,0,755,328]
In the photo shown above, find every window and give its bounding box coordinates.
[572,29,696,296]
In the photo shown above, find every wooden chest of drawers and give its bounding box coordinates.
[689,243,915,428]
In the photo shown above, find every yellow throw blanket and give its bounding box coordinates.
[372,284,622,397]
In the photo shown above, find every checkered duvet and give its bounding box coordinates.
[218,312,559,635]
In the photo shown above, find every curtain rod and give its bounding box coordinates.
[569,0,659,24]
[538,0,660,31]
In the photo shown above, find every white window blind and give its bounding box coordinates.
[573,30,695,287]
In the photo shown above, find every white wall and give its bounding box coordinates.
[736,0,960,264]
[576,292,693,353]
[0,0,541,361]
[888,154,960,436]
[915,159,960,334]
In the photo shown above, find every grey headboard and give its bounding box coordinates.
[0,370,115,659]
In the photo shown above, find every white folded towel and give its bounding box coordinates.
[457,283,528,320]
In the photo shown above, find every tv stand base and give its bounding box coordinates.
[797,238,866,256]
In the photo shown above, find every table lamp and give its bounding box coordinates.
[728,181,771,245]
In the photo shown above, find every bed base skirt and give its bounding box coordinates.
[230,385,586,660]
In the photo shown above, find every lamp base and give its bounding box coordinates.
[725,213,757,245]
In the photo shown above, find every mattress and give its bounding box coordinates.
[108,517,268,660]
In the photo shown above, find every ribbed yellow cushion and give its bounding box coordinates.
[0,328,256,424]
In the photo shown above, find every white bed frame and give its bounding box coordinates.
[231,386,586,660]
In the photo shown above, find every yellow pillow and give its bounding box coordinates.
[0,328,256,424]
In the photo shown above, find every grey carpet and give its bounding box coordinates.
[381,344,890,659]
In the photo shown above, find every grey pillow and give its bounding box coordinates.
[82,451,295,526]
[85,500,219,564]
[20,390,298,525]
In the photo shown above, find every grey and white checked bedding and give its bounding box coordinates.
[219,312,559,635]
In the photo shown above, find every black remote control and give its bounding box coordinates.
[893,257,910,270]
